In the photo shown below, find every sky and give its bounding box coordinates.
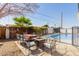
[0,3,78,28]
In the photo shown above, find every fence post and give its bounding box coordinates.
[72,27,73,45]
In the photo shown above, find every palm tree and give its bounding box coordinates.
[13,16,32,27]
[43,24,49,27]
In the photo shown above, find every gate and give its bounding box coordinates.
[72,27,79,46]
[0,27,6,39]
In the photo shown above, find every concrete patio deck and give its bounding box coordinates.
[15,40,79,56]
[0,39,79,56]
[56,42,79,56]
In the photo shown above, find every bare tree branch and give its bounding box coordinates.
[0,3,39,18]
[0,3,8,12]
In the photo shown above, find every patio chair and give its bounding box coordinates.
[43,39,56,54]
[25,41,37,50]
[17,34,20,40]
[23,34,37,50]
[17,34,25,43]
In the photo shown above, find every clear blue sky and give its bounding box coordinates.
[0,3,78,28]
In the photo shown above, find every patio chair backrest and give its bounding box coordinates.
[26,41,36,47]
[19,34,24,41]
[43,39,56,49]
[17,34,24,41]
[44,43,51,48]
[26,41,37,50]
[17,34,20,40]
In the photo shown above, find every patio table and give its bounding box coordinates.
[33,38,45,49]
[24,34,37,41]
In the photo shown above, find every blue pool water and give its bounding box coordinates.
[49,33,72,43]
[50,34,72,40]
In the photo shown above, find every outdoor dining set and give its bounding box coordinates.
[16,33,56,55]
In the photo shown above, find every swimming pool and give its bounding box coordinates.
[49,33,72,43]
[50,34,72,40]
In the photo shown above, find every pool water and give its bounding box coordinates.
[50,34,72,43]
[50,34,72,40]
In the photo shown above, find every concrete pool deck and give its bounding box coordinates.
[15,40,79,56]
[55,41,79,56]
[0,39,79,56]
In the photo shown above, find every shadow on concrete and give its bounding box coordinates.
[0,39,18,42]
[42,47,63,56]
[0,43,3,47]
[51,51,63,56]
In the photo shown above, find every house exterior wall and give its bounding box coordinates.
[60,28,72,34]
[47,27,54,34]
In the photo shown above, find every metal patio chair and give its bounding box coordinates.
[43,39,56,55]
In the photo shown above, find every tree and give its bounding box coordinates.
[13,16,32,27]
[0,3,38,18]
[43,24,49,27]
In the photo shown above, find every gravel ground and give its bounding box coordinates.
[0,39,24,56]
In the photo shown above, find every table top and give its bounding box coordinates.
[24,34,37,40]
[33,38,45,41]
[24,34,37,37]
